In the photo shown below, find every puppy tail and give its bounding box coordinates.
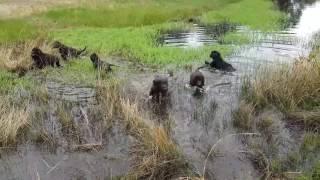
[77,46,87,56]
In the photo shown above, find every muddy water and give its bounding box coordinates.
[151,0,320,179]
[0,81,133,180]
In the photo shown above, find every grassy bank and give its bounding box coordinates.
[233,38,320,178]
[201,0,285,30]
[0,19,37,43]
[52,24,231,65]
[0,0,284,65]
[42,0,240,28]
[240,57,320,127]
[50,0,283,65]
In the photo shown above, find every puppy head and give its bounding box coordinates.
[210,50,221,60]
[31,47,42,59]
[90,53,99,63]
[153,75,168,92]
[52,41,62,48]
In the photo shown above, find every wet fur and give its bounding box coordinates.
[205,50,236,72]
[52,41,86,60]
[31,48,61,69]
[90,53,116,73]
[190,70,205,88]
[149,75,169,102]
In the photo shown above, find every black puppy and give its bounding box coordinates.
[149,75,169,102]
[205,50,235,72]
[90,53,117,73]
[31,48,61,69]
[52,41,86,60]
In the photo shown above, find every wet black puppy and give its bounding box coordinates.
[52,41,86,61]
[205,50,236,72]
[90,53,117,73]
[149,75,169,102]
[190,69,205,89]
[31,48,61,69]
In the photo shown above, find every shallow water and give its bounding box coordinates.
[160,22,237,48]
[153,0,320,179]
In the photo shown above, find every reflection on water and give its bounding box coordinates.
[230,0,320,74]
[292,1,320,38]
[275,0,318,27]
[161,22,237,48]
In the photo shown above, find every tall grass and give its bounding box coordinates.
[243,59,320,112]
[0,97,30,146]
[241,58,320,127]
[97,79,190,179]
[0,38,51,72]
[0,38,51,93]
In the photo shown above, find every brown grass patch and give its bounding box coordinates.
[242,58,320,127]
[0,38,52,73]
[244,59,320,111]
[233,100,256,131]
[0,97,30,146]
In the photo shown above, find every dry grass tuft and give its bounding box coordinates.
[0,97,30,146]
[287,110,320,129]
[0,38,52,73]
[242,58,320,126]
[97,79,190,179]
[233,100,256,131]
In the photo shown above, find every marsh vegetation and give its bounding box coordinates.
[0,0,319,179]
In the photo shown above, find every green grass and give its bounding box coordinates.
[0,19,37,44]
[0,71,35,94]
[45,59,97,85]
[201,0,285,30]
[52,24,232,65]
[0,0,285,66]
[42,0,240,28]
[48,0,283,65]
[298,161,320,180]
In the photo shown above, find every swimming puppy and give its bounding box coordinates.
[205,50,236,72]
